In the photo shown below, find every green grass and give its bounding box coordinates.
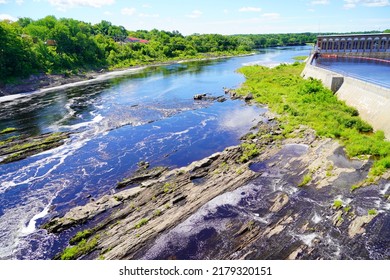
[368,209,377,215]
[237,63,390,178]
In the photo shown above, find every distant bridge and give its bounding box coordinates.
[316,33,390,59]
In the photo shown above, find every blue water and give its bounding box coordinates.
[0,46,313,259]
[313,56,390,88]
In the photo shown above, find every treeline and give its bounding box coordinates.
[0,16,318,83]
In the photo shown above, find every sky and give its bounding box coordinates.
[0,0,389,35]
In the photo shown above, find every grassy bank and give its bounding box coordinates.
[237,63,390,185]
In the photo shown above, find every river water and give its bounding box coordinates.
[0,46,313,260]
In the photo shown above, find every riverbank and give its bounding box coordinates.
[43,110,389,260]
[42,63,390,259]
[0,52,254,100]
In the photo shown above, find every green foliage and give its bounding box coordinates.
[239,143,260,163]
[368,209,377,215]
[60,236,99,260]
[0,17,321,83]
[238,63,390,177]
[0,17,266,82]
[134,218,149,229]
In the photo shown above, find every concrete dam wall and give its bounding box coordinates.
[302,63,390,139]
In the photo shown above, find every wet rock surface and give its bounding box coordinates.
[0,132,70,164]
[43,117,390,260]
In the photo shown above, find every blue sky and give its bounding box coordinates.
[1,0,389,34]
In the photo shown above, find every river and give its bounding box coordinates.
[0,46,312,260]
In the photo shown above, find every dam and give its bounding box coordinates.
[303,34,390,139]
[316,33,390,59]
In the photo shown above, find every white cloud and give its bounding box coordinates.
[15,0,24,5]
[239,7,262,12]
[223,9,229,14]
[261,13,281,20]
[343,0,389,9]
[186,10,202,18]
[0,0,7,3]
[0,13,17,21]
[48,0,115,11]
[139,13,159,18]
[362,0,390,6]
[311,0,330,4]
[121,7,136,16]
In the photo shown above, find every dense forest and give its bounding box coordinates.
[1,15,383,84]
[0,16,319,83]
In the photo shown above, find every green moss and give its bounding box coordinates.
[343,205,352,213]
[134,218,149,229]
[60,235,99,260]
[163,183,171,193]
[351,184,362,192]
[1,132,69,164]
[368,209,377,215]
[70,229,94,245]
[333,200,343,210]
[236,168,244,175]
[153,209,162,217]
[298,173,312,187]
[0,127,17,134]
[239,143,260,163]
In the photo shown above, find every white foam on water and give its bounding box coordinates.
[312,212,322,224]
[21,204,51,235]
[380,183,390,195]
[295,233,318,247]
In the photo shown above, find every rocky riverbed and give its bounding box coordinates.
[43,110,390,260]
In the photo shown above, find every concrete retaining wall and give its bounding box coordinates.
[302,62,390,139]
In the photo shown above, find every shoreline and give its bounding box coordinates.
[43,110,387,260]
[0,52,255,103]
